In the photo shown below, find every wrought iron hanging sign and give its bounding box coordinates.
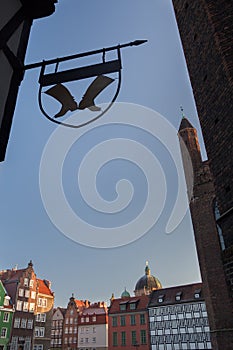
[24,40,147,128]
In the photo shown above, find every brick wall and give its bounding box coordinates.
[172,0,233,247]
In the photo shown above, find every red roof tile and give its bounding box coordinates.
[109,294,149,314]
[37,279,53,296]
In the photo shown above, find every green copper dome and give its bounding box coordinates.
[121,287,130,298]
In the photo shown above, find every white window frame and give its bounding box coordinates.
[3,312,10,322]
[1,328,7,338]
[16,300,23,311]
[14,318,21,328]
[27,319,33,329]
[24,278,29,287]
[18,288,24,297]
[21,319,27,328]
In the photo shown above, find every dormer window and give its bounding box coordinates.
[119,301,128,311]
[175,292,182,301]
[120,304,126,311]
[130,303,136,310]
[194,289,201,299]
[158,295,164,303]
[3,296,10,307]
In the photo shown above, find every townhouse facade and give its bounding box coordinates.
[148,283,212,350]
[34,279,54,350]
[108,292,150,350]
[0,281,14,350]
[0,262,54,350]
[62,296,87,350]
[50,307,66,350]
[0,262,38,350]
[78,302,108,350]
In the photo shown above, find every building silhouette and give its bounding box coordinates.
[178,118,233,349]
[173,1,233,348]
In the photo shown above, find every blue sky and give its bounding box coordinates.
[0,0,204,307]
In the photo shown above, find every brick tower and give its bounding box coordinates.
[178,117,233,349]
[172,1,233,287]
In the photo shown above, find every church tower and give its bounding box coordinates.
[178,117,233,349]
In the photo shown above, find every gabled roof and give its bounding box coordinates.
[75,299,86,309]
[37,279,53,296]
[109,294,149,314]
[0,268,26,282]
[148,283,203,307]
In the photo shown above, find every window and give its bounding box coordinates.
[140,313,145,325]
[129,303,136,310]
[158,295,164,303]
[121,332,126,346]
[19,288,24,297]
[35,327,45,337]
[34,345,43,350]
[194,289,201,299]
[92,337,96,343]
[73,337,77,343]
[29,279,34,288]
[25,290,30,298]
[92,316,96,322]
[120,304,126,311]
[140,330,147,344]
[1,328,7,338]
[81,318,84,323]
[65,327,68,334]
[31,291,36,299]
[120,316,126,326]
[175,292,182,301]
[113,332,118,346]
[23,302,29,312]
[3,312,10,322]
[69,327,72,334]
[14,318,20,328]
[21,319,27,328]
[131,331,137,345]
[16,300,23,310]
[85,317,89,322]
[37,298,47,307]
[36,313,46,322]
[29,303,35,312]
[24,278,29,287]
[85,338,88,343]
[130,315,136,325]
[70,309,74,315]
[69,317,73,324]
[27,319,33,329]
[92,327,96,333]
[11,336,18,350]
[112,316,117,327]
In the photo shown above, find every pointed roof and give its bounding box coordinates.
[178,107,194,131]
[179,117,194,131]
